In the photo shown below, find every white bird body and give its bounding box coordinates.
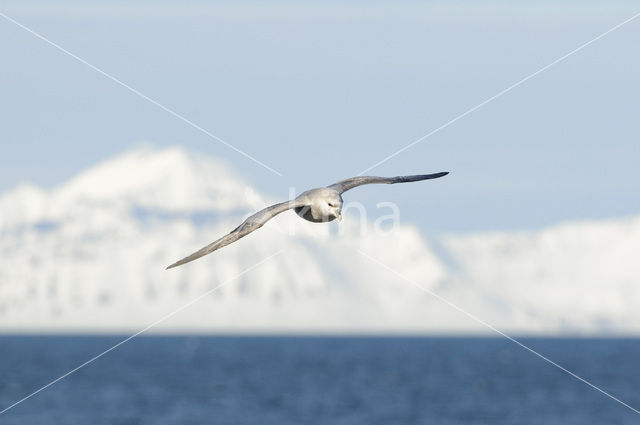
[294,188,343,223]
[166,172,448,269]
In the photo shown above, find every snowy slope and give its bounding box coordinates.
[0,147,448,333]
[442,217,640,334]
[0,146,638,334]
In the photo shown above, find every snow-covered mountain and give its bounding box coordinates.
[0,146,638,334]
[442,217,640,334]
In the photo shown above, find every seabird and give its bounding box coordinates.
[166,172,448,269]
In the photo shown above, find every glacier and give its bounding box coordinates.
[0,146,638,335]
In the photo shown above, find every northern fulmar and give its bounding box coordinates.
[166,172,448,269]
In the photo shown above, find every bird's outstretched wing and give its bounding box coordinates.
[166,200,303,269]
[327,172,448,194]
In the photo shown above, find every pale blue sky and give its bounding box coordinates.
[1,1,638,233]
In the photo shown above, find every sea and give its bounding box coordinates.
[0,336,638,424]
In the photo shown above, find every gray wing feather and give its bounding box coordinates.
[166,200,301,269]
[327,172,448,194]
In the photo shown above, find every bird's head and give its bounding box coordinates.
[321,190,343,222]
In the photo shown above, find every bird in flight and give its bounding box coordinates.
[166,172,448,269]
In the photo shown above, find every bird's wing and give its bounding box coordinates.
[166,200,303,269]
[327,172,448,194]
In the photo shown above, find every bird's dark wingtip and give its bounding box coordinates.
[165,262,179,270]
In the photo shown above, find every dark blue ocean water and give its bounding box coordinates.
[0,336,638,424]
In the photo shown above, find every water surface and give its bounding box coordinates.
[0,336,638,424]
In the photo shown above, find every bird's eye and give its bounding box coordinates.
[328,203,334,207]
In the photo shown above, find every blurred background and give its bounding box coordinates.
[2,0,639,232]
[1,1,639,424]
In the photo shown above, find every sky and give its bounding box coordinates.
[1,1,639,234]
